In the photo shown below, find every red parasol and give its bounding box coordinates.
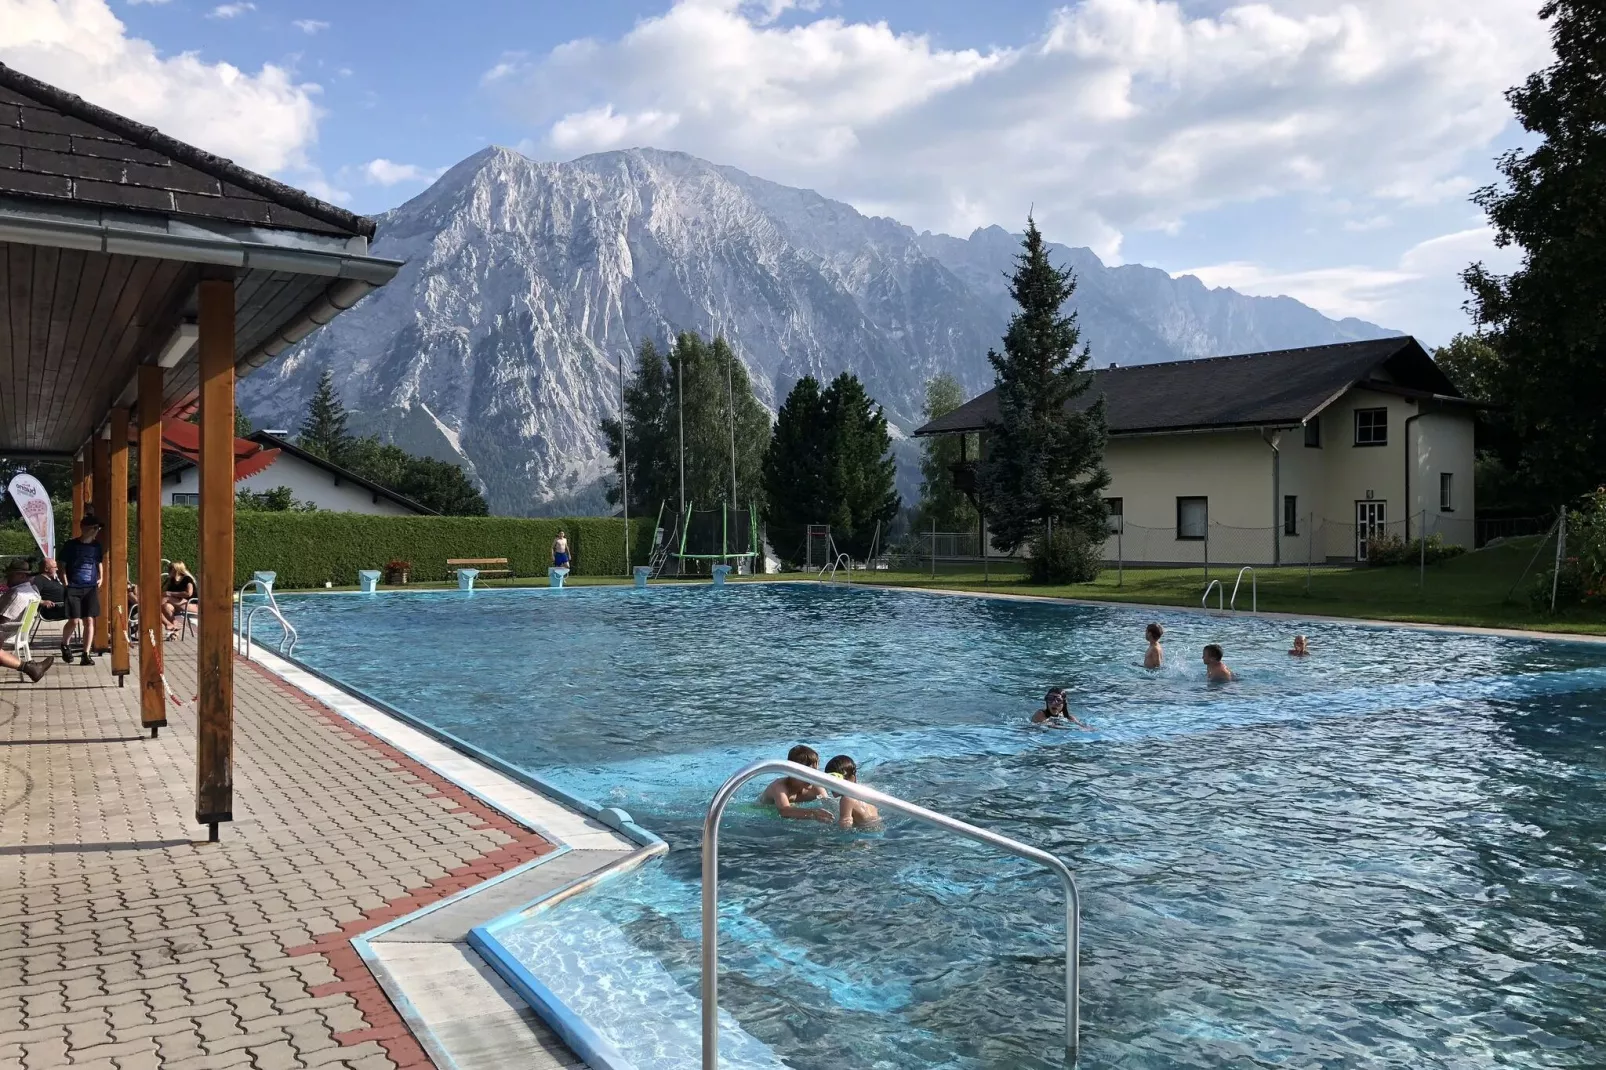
[129,420,281,482]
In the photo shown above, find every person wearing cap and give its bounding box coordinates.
[59,515,105,666]
[0,561,51,682]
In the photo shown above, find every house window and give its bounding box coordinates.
[1284,495,1299,536]
[172,493,199,507]
[1104,497,1124,534]
[1354,407,1388,446]
[1440,473,1454,512]
[1176,496,1207,541]
[1304,420,1321,448]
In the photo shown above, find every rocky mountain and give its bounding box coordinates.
[238,146,1395,515]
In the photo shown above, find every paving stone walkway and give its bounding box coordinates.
[1,642,557,1070]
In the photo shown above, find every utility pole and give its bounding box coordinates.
[677,344,685,515]
[727,330,738,511]
[620,351,630,575]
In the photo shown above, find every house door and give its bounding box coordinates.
[1355,501,1387,560]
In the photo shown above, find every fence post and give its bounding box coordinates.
[1306,512,1314,593]
[1117,522,1123,588]
[1551,506,1567,613]
[1419,509,1426,590]
[930,519,936,579]
[1204,525,1210,581]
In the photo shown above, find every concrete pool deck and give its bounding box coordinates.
[1,632,642,1070]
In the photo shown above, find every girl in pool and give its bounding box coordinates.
[1032,688,1091,729]
[1144,622,1164,669]
[824,754,880,830]
[1289,635,1311,656]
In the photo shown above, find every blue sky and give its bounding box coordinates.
[3,0,1553,345]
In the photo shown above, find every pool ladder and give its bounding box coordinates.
[1202,567,1256,613]
[701,760,1082,1067]
[820,552,851,583]
[234,579,299,660]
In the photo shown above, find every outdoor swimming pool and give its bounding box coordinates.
[276,584,1606,1069]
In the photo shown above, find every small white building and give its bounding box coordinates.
[916,337,1478,565]
[162,432,435,516]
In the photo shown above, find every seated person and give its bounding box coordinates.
[162,562,197,638]
[1143,622,1164,669]
[1032,688,1091,728]
[1289,635,1311,657]
[824,754,879,830]
[32,558,67,622]
[758,744,832,822]
[0,645,52,682]
[1203,643,1234,682]
[0,561,40,643]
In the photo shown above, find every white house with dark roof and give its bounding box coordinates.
[161,432,435,516]
[915,337,1478,565]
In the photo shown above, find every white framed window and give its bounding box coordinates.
[172,493,199,507]
[1354,407,1388,446]
[1440,473,1454,512]
[1177,496,1207,541]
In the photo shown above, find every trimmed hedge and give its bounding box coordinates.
[3,506,652,589]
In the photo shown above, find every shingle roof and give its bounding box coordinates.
[0,62,374,238]
[916,337,1463,437]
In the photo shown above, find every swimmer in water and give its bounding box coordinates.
[1032,688,1091,729]
[1289,635,1311,657]
[758,744,832,823]
[824,754,879,830]
[1203,643,1234,682]
[1143,622,1164,669]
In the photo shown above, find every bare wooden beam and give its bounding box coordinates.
[109,407,131,682]
[137,366,166,736]
[91,432,111,655]
[71,454,85,534]
[196,276,235,835]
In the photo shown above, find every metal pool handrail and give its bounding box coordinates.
[821,552,851,582]
[1230,566,1256,613]
[235,580,298,658]
[701,759,1081,1068]
[1203,578,1224,610]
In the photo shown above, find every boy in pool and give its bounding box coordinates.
[824,754,880,830]
[1289,635,1311,657]
[1203,643,1234,682]
[1144,622,1164,669]
[1032,688,1092,729]
[759,744,833,823]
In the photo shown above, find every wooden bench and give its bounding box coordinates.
[447,557,513,578]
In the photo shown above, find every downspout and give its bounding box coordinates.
[1404,406,1424,540]
[1262,429,1282,566]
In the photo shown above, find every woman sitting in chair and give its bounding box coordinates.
[162,561,197,640]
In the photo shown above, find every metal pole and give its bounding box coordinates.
[1307,512,1314,593]
[1551,506,1567,613]
[701,759,1080,1069]
[1117,521,1123,588]
[1419,509,1426,590]
[981,508,989,586]
[678,348,686,515]
[930,518,937,578]
[620,351,630,575]
[1204,524,1210,581]
[727,335,738,515]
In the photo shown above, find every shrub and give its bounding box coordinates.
[1532,558,1588,611]
[1366,532,1467,567]
[1028,525,1102,584]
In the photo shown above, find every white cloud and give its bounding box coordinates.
[292,18,328,35]
[489,0,1550,259]
[357,158,443,186]
[0,0,321,175]
[207,2,253,19]
[1181,225,1524,342]
[126,0,171,5]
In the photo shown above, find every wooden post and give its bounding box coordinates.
[91,433,111,654]
[196,276,236,837]
[138,366,167,736]
[109,408,131,682]
[72,455,85,535]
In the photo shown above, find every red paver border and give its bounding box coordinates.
[247,659,559,1069]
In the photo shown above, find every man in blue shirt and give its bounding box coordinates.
[58,515,104,666]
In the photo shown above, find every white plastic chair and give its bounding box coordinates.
[6,598,40,668]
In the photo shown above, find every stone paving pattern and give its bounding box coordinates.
[1,643,556,1070]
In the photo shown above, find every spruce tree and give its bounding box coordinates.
[1463,0,1606,501]
[914,374,974,534]
[762,376,831,562]
[297,369,353,464]
[976,218,1110,555]
[601,340,677,514]
[822,372,900,559]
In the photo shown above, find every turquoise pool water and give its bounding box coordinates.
[275,584,1606,1068]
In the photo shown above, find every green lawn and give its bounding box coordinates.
[841,537,1606,636]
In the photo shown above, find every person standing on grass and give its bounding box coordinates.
[59,515,104,666]
[553,529,572,571]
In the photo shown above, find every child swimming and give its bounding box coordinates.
[1032,688,1091,729]
[1203,643,1234,682]
[1289,635,1311,656]
[758,744,833,823]
[823,754,879,830]
[1143,622,1164,669]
